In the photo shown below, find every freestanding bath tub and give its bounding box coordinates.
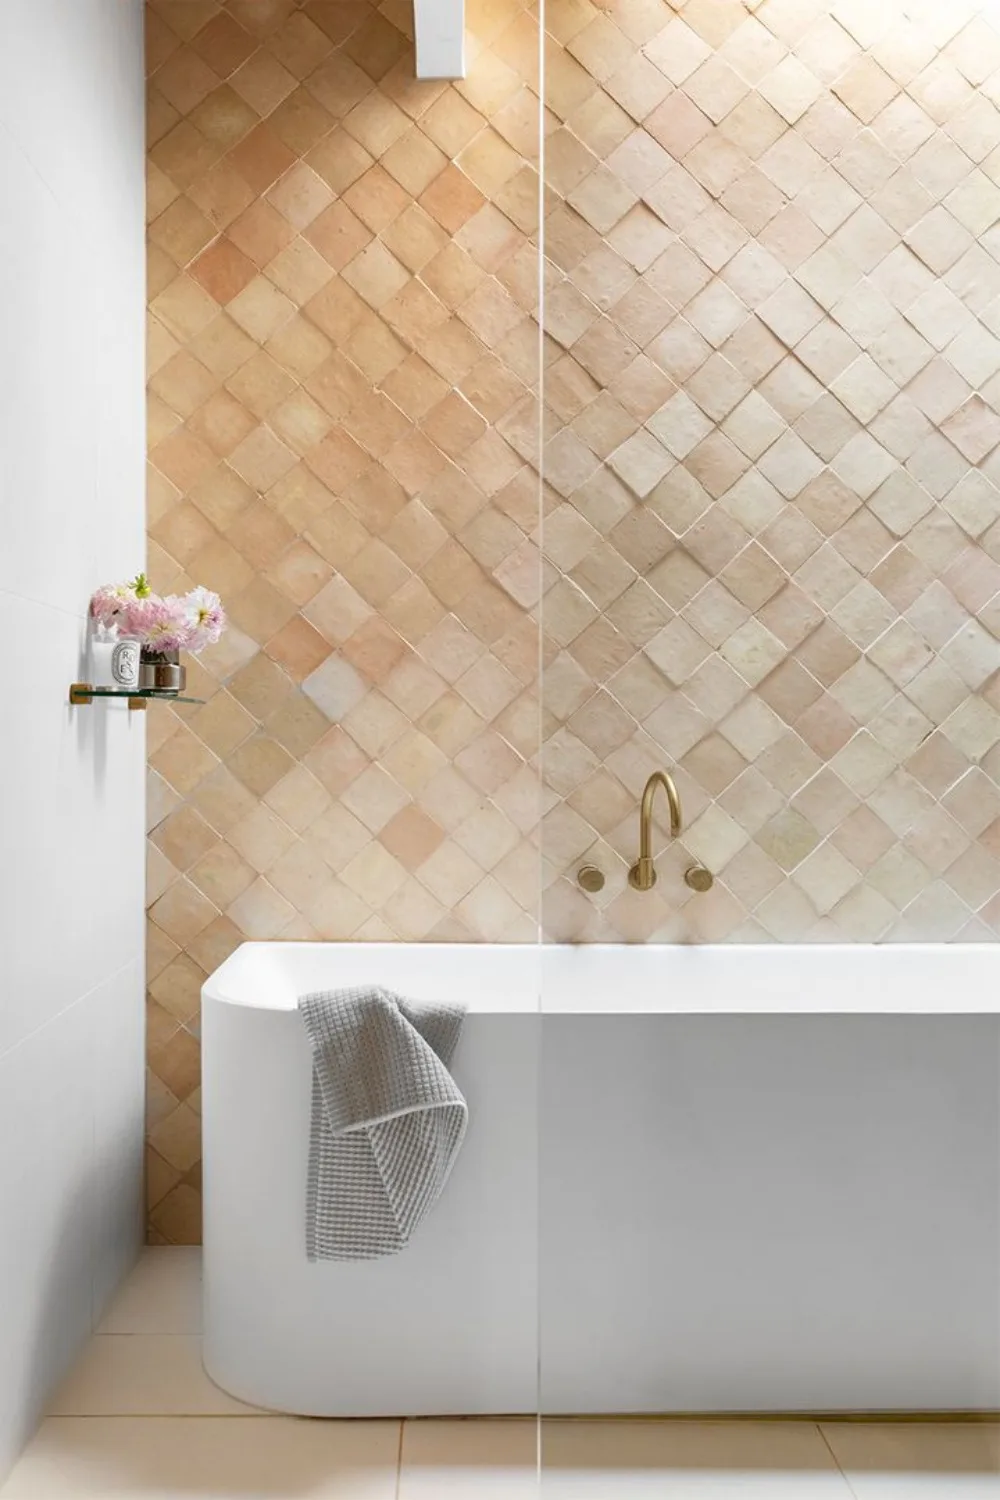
[202,942,1000,1416]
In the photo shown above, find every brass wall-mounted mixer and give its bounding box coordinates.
[627,770,713,895]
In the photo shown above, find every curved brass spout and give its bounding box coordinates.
[628,771,682,892]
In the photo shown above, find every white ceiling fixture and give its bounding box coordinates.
[414,0,465,78]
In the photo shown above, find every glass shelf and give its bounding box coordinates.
[69,683,204,710]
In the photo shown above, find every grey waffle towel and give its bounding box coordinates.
[298,986,467,1261]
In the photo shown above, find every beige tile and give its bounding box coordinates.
[227,877,297,939]
[48,1335,254,1417]
[400,1420,536,1498]
[540,1420,852,1496]
[98,1249,201,1335]
[819,1422,1000,1499]
[339,839,406,906]
[0,1417,400,1498]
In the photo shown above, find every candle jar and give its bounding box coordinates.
[138,648,186,694]
[90,628,140,690]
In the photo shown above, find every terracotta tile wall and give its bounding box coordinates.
[148,0,1000,1243]
[540,0,1000,945]
[145,0,541,1242]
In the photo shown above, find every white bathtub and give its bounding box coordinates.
[202,942,1000,1416]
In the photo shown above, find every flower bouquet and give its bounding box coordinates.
[89,573,226,694]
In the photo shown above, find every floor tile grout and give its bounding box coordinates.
[26,1255,998,1497]
[814,1420,861,1500]
[394,1419,405,1500]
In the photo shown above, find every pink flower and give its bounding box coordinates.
[124,594,192,653]
[182,587,227,653]
[89,577,227,655]
[90,582,136,627]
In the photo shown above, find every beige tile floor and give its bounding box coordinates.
[1,1249,997,1497]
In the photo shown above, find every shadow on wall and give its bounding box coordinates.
[73,623,109,790]
[0,958,144,1483]
[1,1176,102,1483]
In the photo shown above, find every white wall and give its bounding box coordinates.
[0,0,146,1478]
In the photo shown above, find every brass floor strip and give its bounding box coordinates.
[404,1411,1000,1424]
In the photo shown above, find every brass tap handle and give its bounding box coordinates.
[577,864,605,893]
[684,865,714,893]
[628,770,682,892]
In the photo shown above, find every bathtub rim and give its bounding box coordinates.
[201,940,1000,1015]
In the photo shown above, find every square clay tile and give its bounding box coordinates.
[944,470,1000,537]
[567,15,635,85]
[266,11,335,79]
[571,391,639,460]
[228,49,297,116]
[686,57,752,125]
[229,423,297,490]
[305,47,376,119]
[227,198,298,267]
[188,388,259,458]
[190,13,257,79]
[340,239,410,309]
[605,54,674,122]
[342,10,411,80]
[380,206,449,275]
[306,128,373,196]
[263,237,333,304]
[187,686,257,763]
[149,195,218,269]
[227,122,297,196]
[227,274,296,342]
[949,170,1000,243]
[226,572,300,644]
[682,575,751,648]
[189,84,261,156]
[643,18,711,85]
[341,89,411,158]
[266,162,334,231]
[155,44,222,116]
[947,93,1000,165]
[605,430,672,497]
[942,395,1000,464]
[607,204,674,273]
[190,236,258,303]
[183,306,253,378]
[151,273,223,344]
[605,128,673,197]
[794,317,861,384]
[267,87,336,158]
[151,116,225,191]
[459,127,524,200]
[865,318,933,389]
[905,431,970,502]
[420,164,488,234]
[910,133,975,202]
[758,55,823,124]
[379,127,447,201]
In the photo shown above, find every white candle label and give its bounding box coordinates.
[112,639,140,688]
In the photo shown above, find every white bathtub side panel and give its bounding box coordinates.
[202,1000,538,1417]
[539,1015,1000,1413]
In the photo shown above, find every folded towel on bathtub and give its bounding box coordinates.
[298,987,467,1261]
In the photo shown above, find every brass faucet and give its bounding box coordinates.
[628,771,682,891]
